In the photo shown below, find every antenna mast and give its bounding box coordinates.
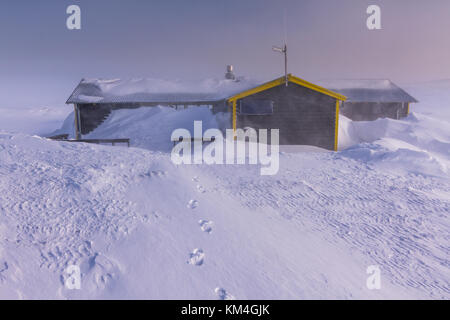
[272,45,288,87]
[272,9,288,86]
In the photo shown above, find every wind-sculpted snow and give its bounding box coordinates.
[0,130,448,299]
[202,153,449,298]
[0,82,449,299]
[0,134,171,298]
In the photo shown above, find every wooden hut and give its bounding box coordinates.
[227,74,347,151]
[318,79,418,121]
[66,77,257,139]
[67,75,347,151]
[66,75,347,151]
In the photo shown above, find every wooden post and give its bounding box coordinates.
[232,100,237,136]
[334,100,340,152]
[73,104,81,140]
[233,100,239,141]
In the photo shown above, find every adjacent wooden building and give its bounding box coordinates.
[319,79,418,121]
[66,76,417,151]
[67,75,347,151]
[227,74,347,151]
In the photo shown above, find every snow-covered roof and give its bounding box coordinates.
[66,78,260,104]
[67,77,418,105]
[317,79,418,103]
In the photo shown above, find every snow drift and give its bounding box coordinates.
[338,113,450,176]
[0,80,449,299]
[1,132,448,299]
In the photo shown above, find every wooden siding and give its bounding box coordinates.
[79,104,112,135]
[235,83,337,150]
[78,102,226,135]
[341,102,408,121]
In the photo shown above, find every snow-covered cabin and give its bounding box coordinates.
[227,74,346,151]
[67,74,347,151]
[66,77,259,138]
[318,79,418,121]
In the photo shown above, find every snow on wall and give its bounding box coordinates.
[85,106,222,152]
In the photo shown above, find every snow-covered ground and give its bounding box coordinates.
[0,105,71,137]
[0,81,449,299]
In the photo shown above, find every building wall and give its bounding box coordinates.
[78,102,226,136]
[341,102,408,121]
[236,83,337,150]
[79,104,112,135]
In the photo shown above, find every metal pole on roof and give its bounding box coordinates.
[273,9,289,86]
[284,8,288,87]
[272,44,288,87]
[284,44,288,87]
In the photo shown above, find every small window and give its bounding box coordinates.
[239,99,274,115]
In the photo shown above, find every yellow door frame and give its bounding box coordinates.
[335,100,340,151]
[228,75,347,151]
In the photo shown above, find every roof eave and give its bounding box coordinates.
[289,75,347,101]
[66,79,84,105]
[66,99,225,106]
[344,99,419,103]
[227,74,347,102]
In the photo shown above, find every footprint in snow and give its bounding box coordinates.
[187,200,199,209]
[141,211,159,223]
[215,287,235,300]
[0,261,9,282]
[187,249,205,266]
[199,220,213,233]
[196,185,206,193]
[151,171,167,177]
[141,170,167,178]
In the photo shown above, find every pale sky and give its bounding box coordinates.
[1,0,449,108]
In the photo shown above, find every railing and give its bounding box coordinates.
[171,137,216,147]
[48,135,130,147]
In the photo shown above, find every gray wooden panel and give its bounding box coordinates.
[341,102,408,121]
[79,104,112,135]
[236,83,337,150]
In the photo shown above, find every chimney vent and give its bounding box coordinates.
[225,65,235,80]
